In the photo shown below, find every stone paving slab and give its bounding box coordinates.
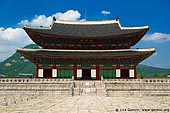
[0,95,170,113]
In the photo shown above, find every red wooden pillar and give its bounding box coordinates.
[36,64,38,78]
[134,65,137,79]
[96,64,100,80]
[73,64,77,80]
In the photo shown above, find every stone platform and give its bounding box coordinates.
[0,78,170,112]
[1,78,170,96]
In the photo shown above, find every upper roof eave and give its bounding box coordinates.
[53,19,118,25]
[23,26,51,30]
[23,19,149,31]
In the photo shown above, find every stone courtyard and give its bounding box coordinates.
[0,95,170,113]
[1,78,170,113]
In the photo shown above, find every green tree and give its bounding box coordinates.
[153,73,159,78]
[137,72,148,78]
[161,72,167,78]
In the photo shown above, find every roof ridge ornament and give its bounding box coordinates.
[116,16,119,21]
[53,17,56,21]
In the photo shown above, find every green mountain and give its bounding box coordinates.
[0,44,170,78]
[0,44,39,77]
[137,64,170,78]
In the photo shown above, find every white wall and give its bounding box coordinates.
[129,69,134,77]
[38,69,43,77]
[91,69,96,78]
[77,69,82,78]
[116,69,121,77]
[52,69,57,77]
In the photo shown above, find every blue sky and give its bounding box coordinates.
[0,0,170,68]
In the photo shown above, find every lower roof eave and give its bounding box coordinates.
[17,48,155,52]
[17,48,155,59]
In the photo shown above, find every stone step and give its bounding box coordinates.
[72,81,105,96]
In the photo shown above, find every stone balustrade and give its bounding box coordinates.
[0,78,73,96]
[0,78,72,84]
[103,78,170,96]
[103,78,170,84]
[1,78,170,96]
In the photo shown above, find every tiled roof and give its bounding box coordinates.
[24,20,149,38]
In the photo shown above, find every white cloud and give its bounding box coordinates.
[0,27,33,62]
[101,10,111,15]
[0,27,32,45]
[19,15,52,27]
[142,33,170,42]
[19,10,81,27]
[0,10,82,62]
[54,10,81,21]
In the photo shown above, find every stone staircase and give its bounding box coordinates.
[80,81,96,95]
[72,81,80,96]
[73,81,105,96]
[95,81,105,96]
